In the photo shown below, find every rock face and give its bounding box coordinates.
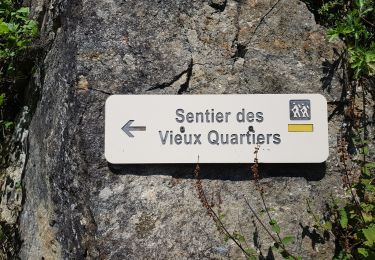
[19,0,344,259]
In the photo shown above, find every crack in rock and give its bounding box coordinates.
[249,0,282,43]
[87,87,113,95]
[147,59,193,93]
[231,1,247,60]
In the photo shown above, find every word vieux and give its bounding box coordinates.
[159,108,281,146]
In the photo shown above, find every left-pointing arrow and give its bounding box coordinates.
[121,120,146,138]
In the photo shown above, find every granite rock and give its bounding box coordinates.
[17,0,347,259]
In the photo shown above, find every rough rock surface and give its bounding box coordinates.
[18,0,346,259]
[0,107,29,229]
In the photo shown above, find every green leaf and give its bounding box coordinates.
[360,178,375,192]
[16,7,29,15]
[3,121,13,129]
[281,236,294,246]
[364,162,375,169]
[361,7,373,15]
[356,0,365,11]
[358,247,368,257]
[15,182,21,190]
[0,22,9,34]
[269,219,281,234]
[25,20,38,36]
[244,247,257,259]
[323,221,332,231]
[365,51,375,63]
[339,208,348,229]
[16,39,27,47]
[362,224,375,246]
[360,146,369,155]
[233,231,246,243]
[218,213,226,220]
[362,166,371,177]
[363,213,373,223]
[361,202,375,213]
[327,29,339,41]
[0,93,5,106]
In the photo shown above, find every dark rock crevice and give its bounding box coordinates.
[209,0,227,12]
[233,44,248,59]
[178,58,193,94]
[231,0,242,60]
[87,87,113,96]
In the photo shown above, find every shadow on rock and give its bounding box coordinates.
[300,223,329,250]
[320,48,343,94]
[108,162,326,181]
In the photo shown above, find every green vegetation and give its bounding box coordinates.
[323,0,374,78]
[305,0,375,78]
[0,0,37,136]
[314,1,375,259]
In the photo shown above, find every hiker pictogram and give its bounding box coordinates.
[290,100,311,120]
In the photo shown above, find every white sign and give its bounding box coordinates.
[105,94,328,164]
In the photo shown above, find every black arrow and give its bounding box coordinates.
[121,120,146,137]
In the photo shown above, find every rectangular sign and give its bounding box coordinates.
[105,94,328,164]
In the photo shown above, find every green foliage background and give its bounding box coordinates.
[0,0,37,133]
[305,1,375,259]
[306,0,375,78]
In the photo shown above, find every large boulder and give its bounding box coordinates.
[18,0,344,258]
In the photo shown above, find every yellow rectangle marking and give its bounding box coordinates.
[288,124,314,132]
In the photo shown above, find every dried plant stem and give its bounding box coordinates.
[249,145,300,259]
[194,163,251,258]
[337,133,365,223]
